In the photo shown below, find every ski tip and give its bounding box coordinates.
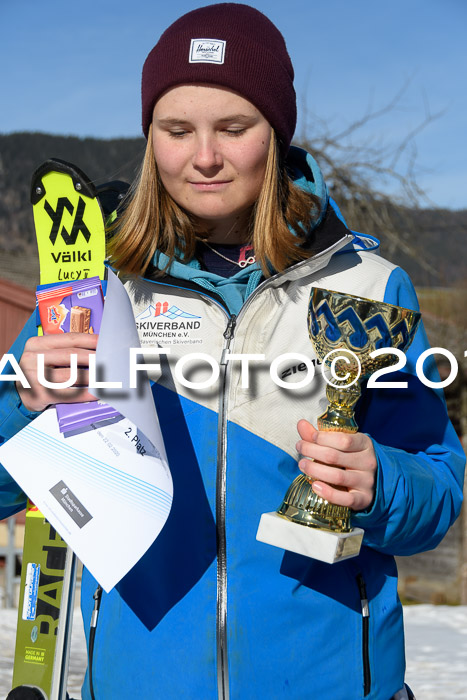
[96,180,130,221]
[30,158,98,205]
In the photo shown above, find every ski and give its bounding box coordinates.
[8,501,77,700]
[8,159,108,700]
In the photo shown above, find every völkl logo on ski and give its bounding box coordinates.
[45,196,91,245]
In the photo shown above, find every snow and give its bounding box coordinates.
[0,605,466,698]
[403,605,467,699]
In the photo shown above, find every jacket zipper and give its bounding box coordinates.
[216,314,237,700]
[356,573,371,696]
[137,240,352,697]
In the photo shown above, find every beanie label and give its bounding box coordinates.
[189,39,226,64]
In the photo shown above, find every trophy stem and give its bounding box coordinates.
[318,382,361,432]
[276,381,361,534]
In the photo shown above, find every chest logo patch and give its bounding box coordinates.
[135,302,202,346]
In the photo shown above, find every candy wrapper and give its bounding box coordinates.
[36,276,120,432]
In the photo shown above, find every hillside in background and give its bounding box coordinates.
[0,132,144,252]
[0,131,466,289]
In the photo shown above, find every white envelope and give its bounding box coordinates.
[0,269,173,591]
[0,409,172,592]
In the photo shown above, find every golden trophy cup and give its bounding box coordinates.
[257,288,421,563]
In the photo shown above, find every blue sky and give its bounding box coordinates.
[1,0,465,209]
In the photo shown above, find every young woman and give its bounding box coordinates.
[0,5,464,699]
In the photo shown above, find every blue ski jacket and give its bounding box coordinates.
[0,148,464,700]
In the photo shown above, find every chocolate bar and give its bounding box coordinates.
[70,306,91,333]
[36,277,120,432]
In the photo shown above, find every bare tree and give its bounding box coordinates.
[295,82,443,274]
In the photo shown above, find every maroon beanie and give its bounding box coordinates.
[141,3,296,156]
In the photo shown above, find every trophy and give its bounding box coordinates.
[256,288,421,563]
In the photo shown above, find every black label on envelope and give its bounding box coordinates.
[49,481,93,529]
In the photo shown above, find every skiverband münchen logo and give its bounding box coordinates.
[136,301,201,322]
[135,301,202,343]
[189,38,226,64]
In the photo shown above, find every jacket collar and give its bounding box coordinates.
[266,204,354,286]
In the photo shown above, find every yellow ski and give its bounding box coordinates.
[8,159,107,700]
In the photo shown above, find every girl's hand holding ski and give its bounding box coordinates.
[296,419,377,512]
[17,332,99,412]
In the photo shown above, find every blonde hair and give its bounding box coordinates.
[108,126,321,277]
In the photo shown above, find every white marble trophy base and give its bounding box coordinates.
[256,511,364,564]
